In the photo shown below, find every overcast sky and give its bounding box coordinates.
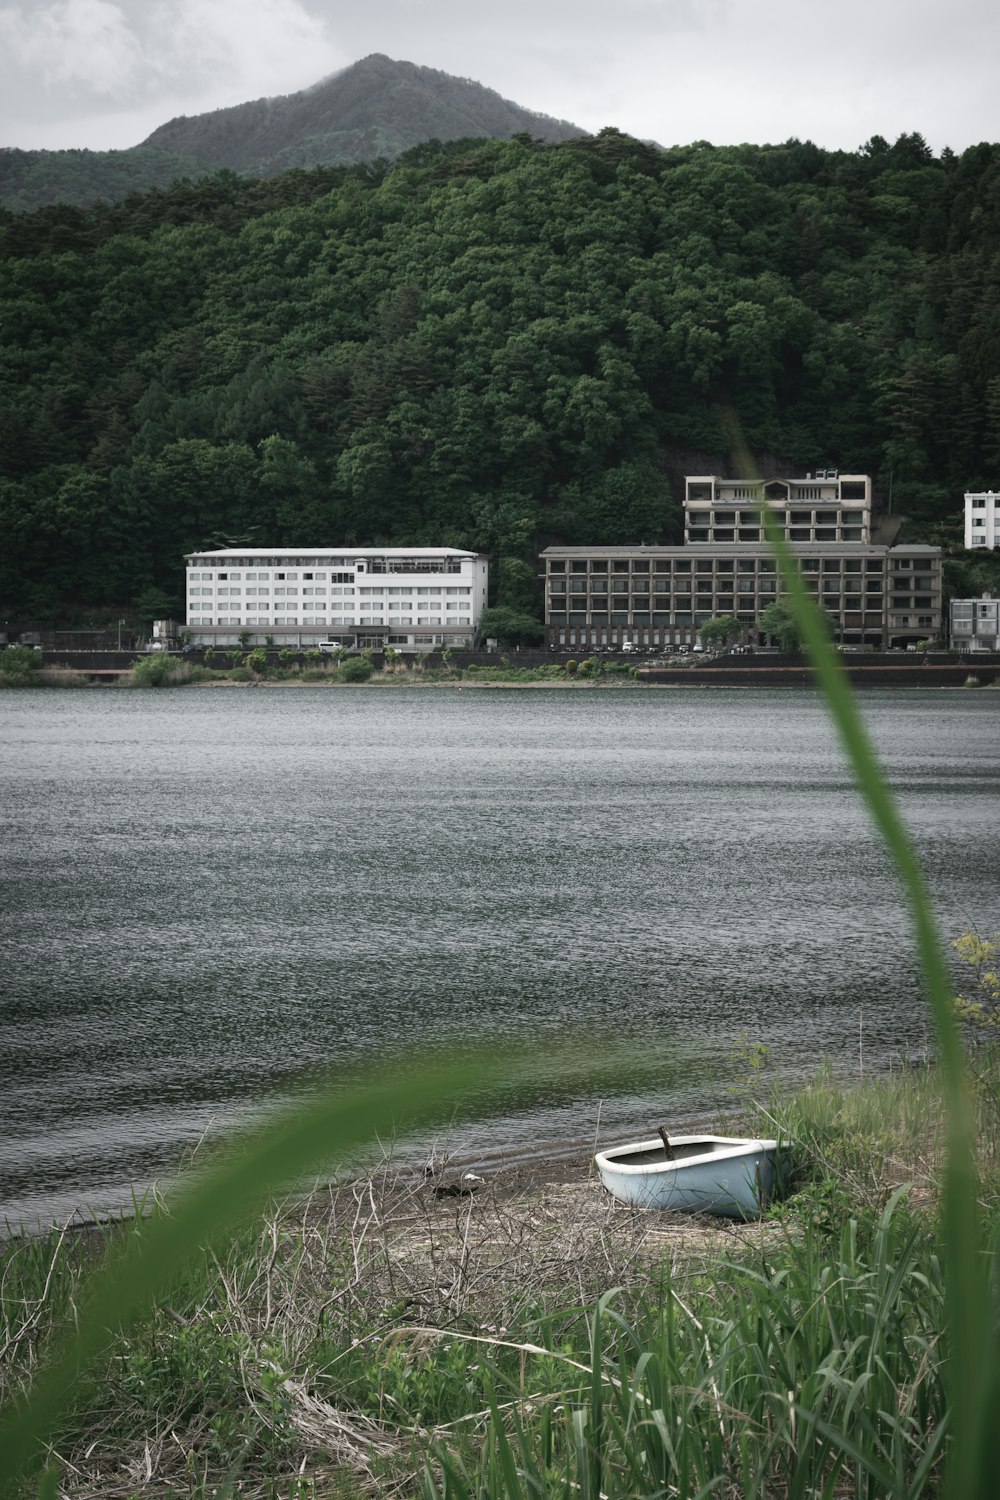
[1,0,996,156]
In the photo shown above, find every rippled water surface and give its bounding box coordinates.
[2,685,998,1229]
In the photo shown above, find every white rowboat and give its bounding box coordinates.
[595,1133,780,1218]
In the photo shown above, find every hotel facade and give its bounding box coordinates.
[965,491,1000,550]
[542,473,942,651]
[184,547,488,651]
[950,594,1000,652]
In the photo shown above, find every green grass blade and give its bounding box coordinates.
[730,440,993,1499]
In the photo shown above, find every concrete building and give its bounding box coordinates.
[964,491,1000,550]
[542,472,942,651]
[685,471,871,545]
[950,594,1000,652]
[184,547,488,650]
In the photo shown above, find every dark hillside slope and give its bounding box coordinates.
[1,130,998,622]
[140,54,584,175]
[0,146,213,214]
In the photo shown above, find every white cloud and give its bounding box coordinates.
[150,0,344,101]
[0,0,997,154]
[0,0,345,144]
[0,0,144,96]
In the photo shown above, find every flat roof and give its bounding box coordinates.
[540,543,941,557]
[685,473,869,484]
[185,547,480,560]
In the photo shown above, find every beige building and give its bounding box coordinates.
[542,472,941,651]
[685,471,871,545]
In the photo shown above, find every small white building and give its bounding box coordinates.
[950,594,1000,652]
[184,547,489,650]
[964,492,1000,550]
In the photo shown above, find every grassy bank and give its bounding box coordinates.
[3,1057,997,1498]
[118,653,643,689]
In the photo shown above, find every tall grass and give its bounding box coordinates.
[427,1194,952,1499]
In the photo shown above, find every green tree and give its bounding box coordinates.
[476,606,544,648]
[133,586,178,624]
[698,614,742,650]
[759,599,835,650]
[758,599,803,651]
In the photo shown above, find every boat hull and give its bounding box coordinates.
[594,1134,780,1219]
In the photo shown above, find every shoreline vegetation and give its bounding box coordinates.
[2,645,998,691]
[2,1057,998,1498]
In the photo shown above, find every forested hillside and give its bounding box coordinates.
[2,128,999,624]
[0,147,214,215]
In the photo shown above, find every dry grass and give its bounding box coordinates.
[3,1150,770,1498]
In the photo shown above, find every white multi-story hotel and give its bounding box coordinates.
[184,547,488,650]
[964,492,1000,550]
[542,472,943,651]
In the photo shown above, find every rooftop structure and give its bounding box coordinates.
[684,471,871,546]
[184,547,488,650]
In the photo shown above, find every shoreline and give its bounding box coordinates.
[0,1060,970,1497]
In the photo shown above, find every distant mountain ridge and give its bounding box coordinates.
[0,55,585,212]
[142,55,584,175]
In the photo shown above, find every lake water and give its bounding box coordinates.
[2,684,998,1232]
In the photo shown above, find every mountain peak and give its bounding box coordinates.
[140,56,584,177]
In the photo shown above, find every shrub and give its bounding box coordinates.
[129,655,189,687]
[39,667,88,688]
[565,658,577,674]
[953,929,1000,1037]
[338,655,373,683]
[245,648,268,675]
[0,645,44,686]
